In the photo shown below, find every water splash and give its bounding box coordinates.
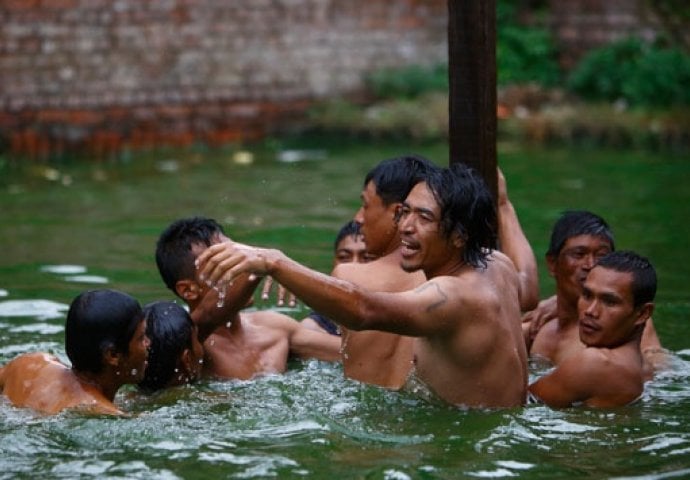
[339,332,349,360]
[215,287,226,308]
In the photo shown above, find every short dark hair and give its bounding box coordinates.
[138,301,195,393]
[65,289,143,374]
[155,217,225,293]
[425,163,497,269]
[595,251,657,307]
[547,210,614,257]
[333,220,361,251]
[364,154,436,206]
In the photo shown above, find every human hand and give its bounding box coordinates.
[522,295,557,344]
[195,240,276,289]
[497,167,508,206]
[260,276,297,308]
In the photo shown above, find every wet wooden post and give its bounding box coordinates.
[447,1,497,201]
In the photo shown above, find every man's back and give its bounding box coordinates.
[333,252,425,389]
[0,352,121,415]
[413,251,528,407]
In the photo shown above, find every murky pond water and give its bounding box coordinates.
[1,139,689,478]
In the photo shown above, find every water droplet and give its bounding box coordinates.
[198,359,204,365]
[215,284,226,308]
[225,321,232,328]
[130,368,138,376]
[174,368,179,373]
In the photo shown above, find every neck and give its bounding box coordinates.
[73,369,118,402]
[378,232,403,257]
[556,291,579,325]
[424,258,467,279]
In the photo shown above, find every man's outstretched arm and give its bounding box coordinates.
[196,242,454,337]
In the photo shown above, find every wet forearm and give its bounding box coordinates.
[192,274,261,341]
[269,253,375,331]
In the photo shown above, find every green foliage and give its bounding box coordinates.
[364,64,448,100]
[497,1,561,87]
[497,25,561,86]
[307,93,449,140]
[567,37,690,108]
[364,1,561,100]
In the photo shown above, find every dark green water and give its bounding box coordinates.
[1,139,689,479]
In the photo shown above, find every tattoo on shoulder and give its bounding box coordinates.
[415,282,448,312]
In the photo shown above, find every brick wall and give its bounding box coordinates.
[548,0,662,69]
[0,0,447,159]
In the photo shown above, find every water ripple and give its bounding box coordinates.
[0,299,68,320]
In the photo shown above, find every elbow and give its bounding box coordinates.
[519,276,540,312]
[520,291,539,312]
[345,297,379,332]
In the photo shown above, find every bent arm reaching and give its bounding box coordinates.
[283,317,342,362]
[497,168,539,311]
[191,272,261,342]
[528,349,643,408]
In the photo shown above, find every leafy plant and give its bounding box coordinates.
[496,0,561,86]
[567,37,690,108]
[364,64,448,100]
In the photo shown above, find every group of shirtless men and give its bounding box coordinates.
[0,155,664,415]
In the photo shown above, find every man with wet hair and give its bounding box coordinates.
[138,301,204,393]
[197,164,531,408]
[327,157,538,389]
[330,154,436,388]
[526,210,615,361]
[155,217,340,380]
[301,220,378,335]
[529,251,656,408]
[0,289,150,415]
[524,211,662,372]
[332,220,377,265]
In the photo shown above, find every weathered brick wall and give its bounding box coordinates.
[548,0,662,69]
[0,0,447,159]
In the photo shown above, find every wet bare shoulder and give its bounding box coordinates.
[331,260,375,282]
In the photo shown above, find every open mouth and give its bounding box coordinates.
[400,239,420,257]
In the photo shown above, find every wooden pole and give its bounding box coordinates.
[447,0,497,201]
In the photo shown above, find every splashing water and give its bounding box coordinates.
[339,332,349,360]
[215,286,226,308]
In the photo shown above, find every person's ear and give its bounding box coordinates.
[179,348,200,382]
[546,254,557,278]
[180,348,193,374]
[634,302,654,327]
[176,280,201,302]
[451,230,465,249]
[103,345,121,369]
[388,202,402,220]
